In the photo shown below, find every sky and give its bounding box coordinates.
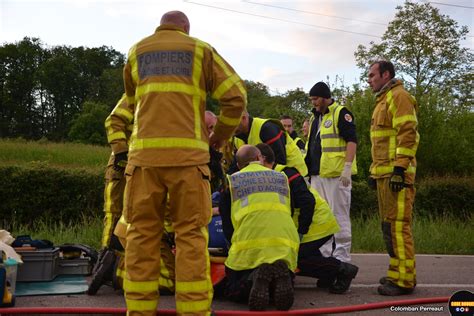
[1,0,473,94]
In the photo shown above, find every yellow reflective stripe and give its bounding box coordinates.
[193,40,205,87]
[159,277,175,290]
[395,189,406,286]
[128,44,139,86]
[389,133,396,160]
[371,165,416,175]
[176,299,210,314]
[176,280,210,293]
[129,137,209,151]
[212,73,240,100]
[393,114,417,127]
[397,147,416,156]
[126,95,135,105]
[390,258,415,268]
[135,82,206,100]
[125,298,157,312]
[104,181,113,214]
[218,114,241,126]
[116,267,125,279]
[127,124,133,132]
[114,108,134,123]
[192,41,205,140]
[101,207,114,247]
[233,203,289,222]
[370,130,397,138]
[160,258,171,279]
[123,279,159,292]
[231,237,299,253]
[387,90,396,117]
[387,270,415,281]
[107,131,126,142]
[214,51,232,76]
[193,94,201,140]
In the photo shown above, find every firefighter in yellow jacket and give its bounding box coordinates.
[368,60,419,296]
[109,11,246,316]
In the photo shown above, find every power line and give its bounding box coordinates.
[243,0,388,26]
[184,1,380,38]
[428,1,474,9]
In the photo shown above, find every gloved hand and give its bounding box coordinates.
[339,162,352,187]
[113,151,128,171]
[368,177,377,190]
[389,166,405,192]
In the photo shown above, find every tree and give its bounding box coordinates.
[354,1,473,101]
[68,101,109,145]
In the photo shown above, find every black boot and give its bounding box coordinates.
[87,248,116,295]
[248,264,273,311]
[270,260,294,311]
[329,262,359,294]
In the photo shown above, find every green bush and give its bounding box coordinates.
[0,163,104,229]
[351,177,474,220]
[1,163,472,229]
[415,176,474,219]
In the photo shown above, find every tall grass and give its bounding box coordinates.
[352,214,473,255]
[0,138,110,171]
[11,216,103,250]
[10,214,474,254]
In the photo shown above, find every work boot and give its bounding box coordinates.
[317,277,335,288]
[379,276,388,285]
[87,248,116,295]
[248,263,272,311]
[378,281,414,296]
[271,260,294,311]
[329,262,359,294]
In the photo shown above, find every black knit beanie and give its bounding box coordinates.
[309,82,331,98]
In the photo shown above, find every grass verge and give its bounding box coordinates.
[10,215,474,255]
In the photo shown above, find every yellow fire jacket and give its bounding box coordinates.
[370,80,419,184]
[109,24,246,167]
[105,94,133,167]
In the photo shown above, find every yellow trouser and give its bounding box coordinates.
[123,165,213,316]
[377,178,416,288]
[102,166,126,248]
[115,235,176,293]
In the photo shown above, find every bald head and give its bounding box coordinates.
[236,145,261,169]
[160,11,190,34]
[205,111,217,134]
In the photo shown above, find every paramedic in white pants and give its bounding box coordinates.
[305,82,357,264]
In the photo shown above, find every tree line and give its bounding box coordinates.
[0,1,472,178]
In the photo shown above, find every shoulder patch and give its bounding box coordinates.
[344,113,353,123]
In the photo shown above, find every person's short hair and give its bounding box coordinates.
[236,145,260,169]
[280,115,292,120]
[256,143,275,164]
[371,60,395,79]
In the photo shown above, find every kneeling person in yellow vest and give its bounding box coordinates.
[219,145,299,311]
[257,143,359,294]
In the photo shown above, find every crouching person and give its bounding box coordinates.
[219,145,299,311]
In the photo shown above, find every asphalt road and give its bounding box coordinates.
[10,253,474,315]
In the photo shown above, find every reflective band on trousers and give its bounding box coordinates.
[123,278,159,292]
[175,279,209,293]
[176,299,211,314]
[125,298,158,312]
